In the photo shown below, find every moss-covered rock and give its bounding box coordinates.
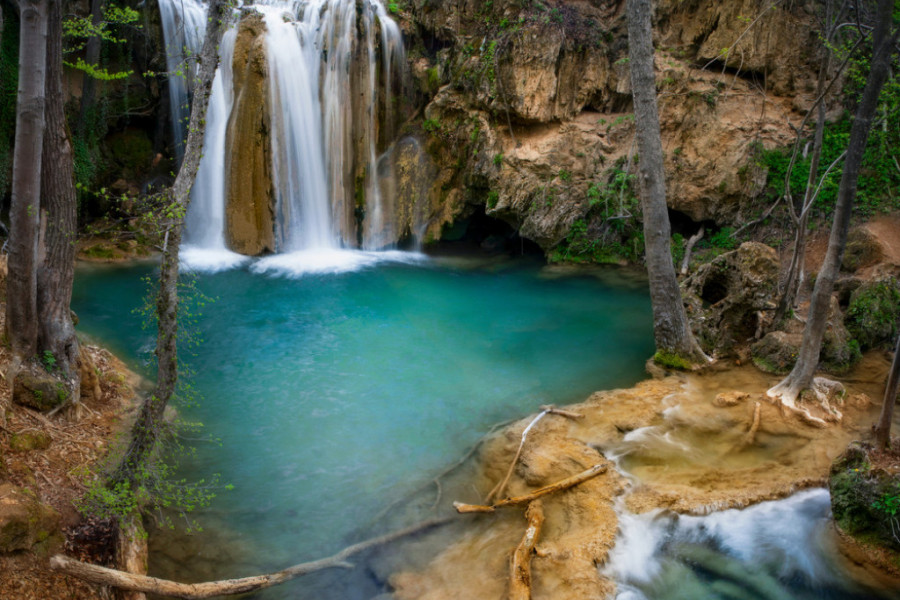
[750,331,800,374]
[830,442,900,555]
[846,277,900,350]
[841,227,885,272]
[9,432,52,453]
[12,372,70,412]
[0,483,63,554]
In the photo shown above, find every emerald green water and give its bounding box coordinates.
[72,255,654,598]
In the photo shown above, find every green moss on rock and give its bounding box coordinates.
[846,277,900,350]
[653,350,692,371]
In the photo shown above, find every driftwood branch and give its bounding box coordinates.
[456,463,607,514]
[486,407,584,504]
[680,226,705,276]
[486,411,549,503]
[508,500,544,600]
[50,517,453,599]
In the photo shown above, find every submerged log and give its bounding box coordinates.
[509,500,544,600]
[51,517,452,599]
[456,463,607,513]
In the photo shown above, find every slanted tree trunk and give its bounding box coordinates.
[6,0,48,360]
[768,0,898,411]
[36,0,80,387]
[626,0,707,364]
[873,330,900,449]
[109,0,229,488]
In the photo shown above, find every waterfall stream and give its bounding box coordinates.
[159,0,409,268]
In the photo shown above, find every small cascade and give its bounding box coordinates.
[157,0,206,164]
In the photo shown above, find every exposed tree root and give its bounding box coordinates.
[455,464,607,514]
[50,517,453,599]
[739,402,761,448]
[767,376,845,428]
[508,500,544,600]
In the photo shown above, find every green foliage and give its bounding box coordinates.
[486,190,499,209]
[62,4,139,80]
[558,169,572,182]
[41,351,57,373]
[423,118,441,133]
[388,0,402,14]
[493,153,504,167]
[846,277,900,350]
[761,106,900,219]
[705,227,738,251]
[671,233,685,267]
[653,350,692,371]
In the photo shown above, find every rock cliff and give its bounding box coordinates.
[401,0,830,255]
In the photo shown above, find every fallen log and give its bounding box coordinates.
[509,500,544,600]
[51,517,453,599]
[455,463,607,513]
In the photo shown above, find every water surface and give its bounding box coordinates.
[72,255,655,598]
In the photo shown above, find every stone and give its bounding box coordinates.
[12,372,69,412]
[751,331,801,374]
[846,277,900,350]
[842,226,885,272]
[682,242,779,357]
[0,483,62,554]
[714,391,749,407]
[9,432,52,453]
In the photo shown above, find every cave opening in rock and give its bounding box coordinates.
[436,206,543,257]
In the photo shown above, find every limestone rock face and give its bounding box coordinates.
[373,136,436,246]
[407,0,819,254]
[682,242,779,357]
[0,484,62,554]
[225,12,275,256]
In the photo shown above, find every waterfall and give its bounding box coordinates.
[162,0,415,269]
[157,0,206,164]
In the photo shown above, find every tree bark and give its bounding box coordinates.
[76,0,103,136]
[626,0,706,363]
[509,500,544,600]
[109,0,229,488]
[454,463,607,513]
[6,0,48,359]
[36,0,80,387]
[768,0,898,408]
[50,517,452,599]
[873,331,900,449]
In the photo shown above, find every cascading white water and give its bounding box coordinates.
[157,0,206,164]
[161,0,412,269]
[260,3,334,251]
[181,26,249,272]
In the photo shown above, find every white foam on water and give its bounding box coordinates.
[250,249,428,278]
[180,246,251,273]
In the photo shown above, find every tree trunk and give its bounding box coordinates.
[110,0,229,488]
[873,331,900,449]
[76,0,103,136]
[768,0,898,408]
[626,0,706,363]
[6,0,48,360]
[36,0,80,387]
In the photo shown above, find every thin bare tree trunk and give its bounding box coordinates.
[6,0,48,359]
[626,0,707,363]
[768,0,898,409]
[76,0,103,136]
[873,331,900,449]
[109,0,230,488]
[37,0,80,388]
